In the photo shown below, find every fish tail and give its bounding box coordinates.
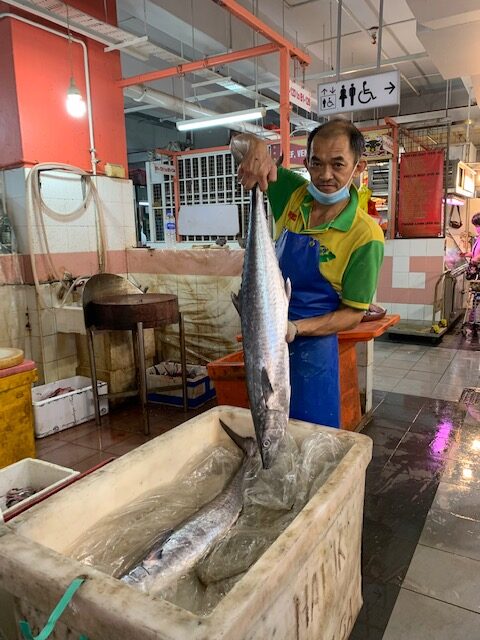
[219,419,257,458]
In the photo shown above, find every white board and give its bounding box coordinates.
[177,204,240,236]
[317,70,400,116]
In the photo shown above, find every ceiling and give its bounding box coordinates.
[114,0,480,145]
[8,0,480,145]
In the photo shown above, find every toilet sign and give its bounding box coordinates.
[318,70,400,116]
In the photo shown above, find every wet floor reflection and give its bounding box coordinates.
[350,388,479,639]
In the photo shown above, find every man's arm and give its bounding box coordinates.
[287,305,364,342]
[230,133,277,192]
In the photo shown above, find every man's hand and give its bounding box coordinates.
[286,320,299,343]
[231,134,277,192]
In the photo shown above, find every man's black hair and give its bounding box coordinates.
[306,118,366,162]
[472,212,480,226]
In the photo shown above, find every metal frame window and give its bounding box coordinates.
[145,150,273,244]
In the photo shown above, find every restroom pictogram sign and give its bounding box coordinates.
[318,70,399,116]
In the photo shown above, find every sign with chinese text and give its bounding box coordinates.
[318,70,400,116]
[289,81,312,113]
[153,162,176,176]
[397,150,445,238]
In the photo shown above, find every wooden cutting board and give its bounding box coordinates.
[0,348,24,370]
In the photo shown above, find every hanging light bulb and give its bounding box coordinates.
[66,77,86,118]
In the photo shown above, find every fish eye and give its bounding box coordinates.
[263,438,271,448]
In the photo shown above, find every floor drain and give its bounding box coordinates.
[459,387,480,405]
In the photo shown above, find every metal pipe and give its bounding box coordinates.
[305,19,415,46]
[124,85,276,137]
[118,42,279,89]
[376,0,384,69]
[0,12,97,174]
[336,0,342,82]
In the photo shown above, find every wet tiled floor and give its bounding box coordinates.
[33,337,480,640]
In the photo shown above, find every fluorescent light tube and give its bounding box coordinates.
[176,108,266,131]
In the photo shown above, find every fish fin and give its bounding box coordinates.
[285,277,292,302]
[261,367,274,402]
[231,290,242,315]
[219,419,256,457]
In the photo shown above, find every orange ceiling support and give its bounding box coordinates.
[212,0,310,66]
[117,42,279,88]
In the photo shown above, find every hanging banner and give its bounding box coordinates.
[289,81,312,113]
[397,150,445,238]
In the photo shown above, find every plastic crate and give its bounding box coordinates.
[0,362,37,468]
[32,376,108,439]
[0,458,78,521]
[147,362,216,408]
[207,350,249,408]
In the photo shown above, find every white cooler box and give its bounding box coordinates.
[0,458,79,521]
[32,376,108,438]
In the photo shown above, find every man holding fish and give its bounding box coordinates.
[232,118,384,429]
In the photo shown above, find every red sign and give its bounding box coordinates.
[397,150,445,238]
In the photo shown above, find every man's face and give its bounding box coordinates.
[475,224,480,236]
[305,133,364,193]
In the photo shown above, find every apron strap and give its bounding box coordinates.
[19,576,89,640]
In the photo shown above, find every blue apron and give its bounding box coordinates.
[276,229,341,427]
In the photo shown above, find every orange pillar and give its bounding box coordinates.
[279,47,290,167]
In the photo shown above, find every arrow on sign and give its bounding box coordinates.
[384,81,395,95]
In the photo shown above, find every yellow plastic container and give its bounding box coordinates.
[0,364,37,469]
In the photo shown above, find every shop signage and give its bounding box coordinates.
[289,81,312,113]
[153,162,176,176]
[317,70,400,116]
[270,136,308,168]
[397,150,445,238]
[363,130,394,159]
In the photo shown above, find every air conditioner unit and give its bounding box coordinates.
[446,160,476,198]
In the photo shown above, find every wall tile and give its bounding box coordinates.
[407,304,425,320]
[4,168,27,199]
[392,272,409,288]
[409,239,427,256]
[383,240,394,257]
[409,272,426,289]
[393,240,410,256]
[426,238,445,256]
[44,361,59,384]
[393,256,410,273]
[423,305,434,321]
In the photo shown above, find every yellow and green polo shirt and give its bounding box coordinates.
[268,167,384,311]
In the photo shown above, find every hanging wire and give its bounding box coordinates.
[191,0,195,57]
[103,0,108,24]
[322,23,326,71]
[143,0,148,38]
[329,0,333,70]
[65,1,74,77]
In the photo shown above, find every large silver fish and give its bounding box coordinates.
[121,420,257,592]
[231,145,291,468]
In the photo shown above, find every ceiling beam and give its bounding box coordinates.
[117,42,279,88]
[212,0,310,65]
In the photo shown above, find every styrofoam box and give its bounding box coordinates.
[0,458,79,521]
[147,363,216,408]
[32,376,108,439]
[1,407,372,640]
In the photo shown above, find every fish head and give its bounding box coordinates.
[257,410,288,469]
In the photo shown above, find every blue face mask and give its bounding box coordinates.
[307,165,358,205]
